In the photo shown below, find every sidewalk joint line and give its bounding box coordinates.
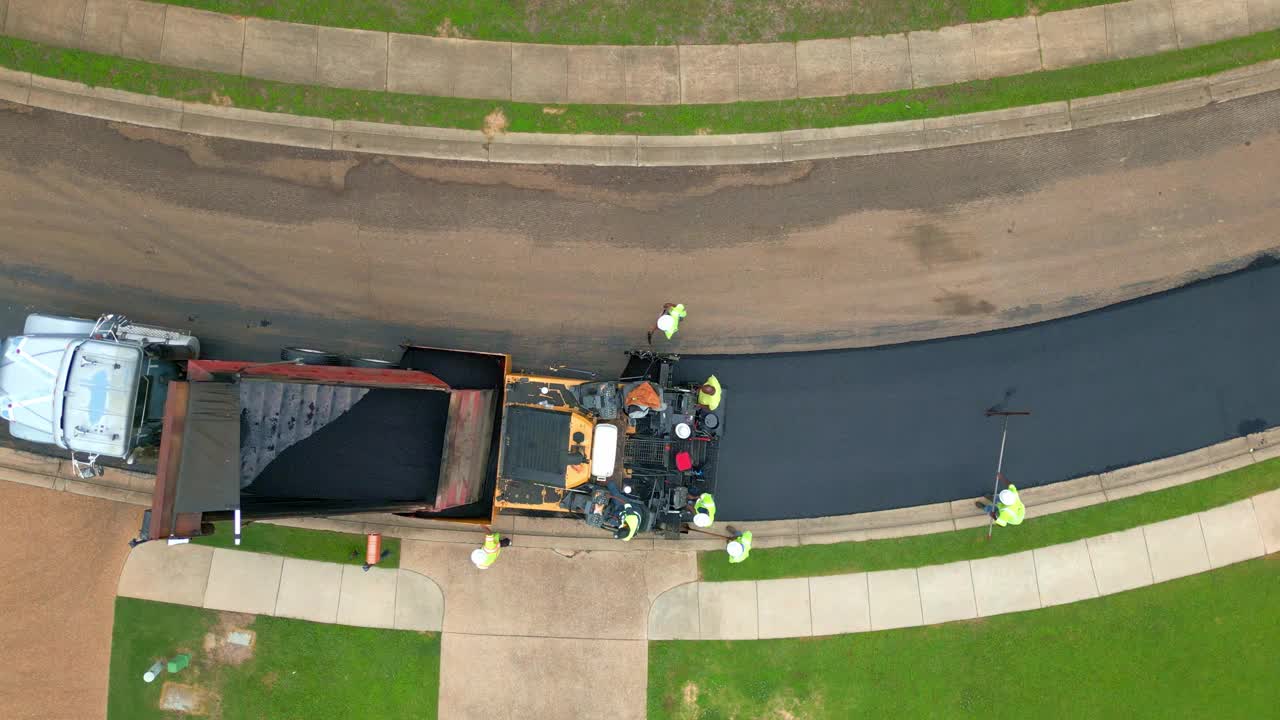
[238,14,247,77]
[1101,1,1113,59]
[752,579,759,639]
[862,572,871,630]
[1081,537,1102,598]
[270,554,285,615]
[311,24,320,86]
[806,576,815,636]
[913,567,924,624]
[1170,0,1185,50]
[1034,14,1045,71]
[1030,548,1044,608]
[1194,512,1213,568]
[966,560,979,617]
[77,0,91,55]
[1139,523,1156,584]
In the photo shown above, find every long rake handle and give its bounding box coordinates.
[986,416,1011,538]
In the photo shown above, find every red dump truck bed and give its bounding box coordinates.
[147,350,506,541]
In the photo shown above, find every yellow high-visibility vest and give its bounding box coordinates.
[621,512,640,541]
[698,375,722,411]
[662,304,687,339]
[995,486,1026,527]
[728,531,752,563]
[693,493,716,523]
[478,533,503,568]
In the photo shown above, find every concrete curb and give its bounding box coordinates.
[3,0,1278,105]
[5,426,1278,551]
[3,59,1280,165]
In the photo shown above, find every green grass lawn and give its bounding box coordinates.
[155,0,1112,45]
[704,456,1280,582]
[190,521,401,569]
[108,597,439,719]
[650,556,1279,719]
[3,29,1278,136]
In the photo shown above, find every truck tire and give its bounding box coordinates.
[280,347,341,365]
[342,356,399,369]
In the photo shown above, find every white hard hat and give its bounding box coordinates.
[656,314,676,332]
[693,511,712,528]
[998,489,1017,505]
[726,541,745,558]
[675,422,692,439]
[470,548,489,568]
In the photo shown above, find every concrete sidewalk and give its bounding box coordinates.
[116,543,444,631]
[650,490,1280,640]
[4,0,1279,105]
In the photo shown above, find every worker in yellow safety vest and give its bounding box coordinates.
[691,493,716,528]
[980,474,1026,527]
[726,530,752,563]
[697,375,722,411]
[648,303,687,344]
[470,532,511,570]
[615,505,641,541]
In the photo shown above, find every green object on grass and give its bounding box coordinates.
[702,455,1280,581]
[166,654,190,673]
[650,557,1280,718]
[108,598,441,719]
[1,30,1279,137]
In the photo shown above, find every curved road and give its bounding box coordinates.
[2,95,1279,368]
[1,95,1277,519]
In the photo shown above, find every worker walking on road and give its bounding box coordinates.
[980,473,1025,528]
[726,529,752,563]
[471,532,511,570]
[648,303,687,345]
[691,492,716,528]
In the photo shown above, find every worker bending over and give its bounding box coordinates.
[690,492,716,528]
[981,473,1025,528]
[697,375,722,411]
[471,532,511,570]
[648,302,687,344]
[616,504,641,541]
[726,529,752,563]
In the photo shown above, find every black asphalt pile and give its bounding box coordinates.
[678,260,1280,521]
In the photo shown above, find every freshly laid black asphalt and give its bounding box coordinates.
[3,260,1277,521]
[677,259,1280,520]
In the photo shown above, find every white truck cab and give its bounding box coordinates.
[1,313,198,476]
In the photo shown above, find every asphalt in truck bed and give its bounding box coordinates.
[676,259,1280,521]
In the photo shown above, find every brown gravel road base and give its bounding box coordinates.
[0,481,143,720]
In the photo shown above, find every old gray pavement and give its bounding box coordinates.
[1,94,1278,371]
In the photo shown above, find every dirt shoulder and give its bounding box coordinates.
[0,482,142,720]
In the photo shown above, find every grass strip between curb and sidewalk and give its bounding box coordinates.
[108,597,439,719]
[190,521,401,569]
[702,456,1280,582]
[3,30,1280,136]
[651,557,1280,719]
[154,0,1113,45]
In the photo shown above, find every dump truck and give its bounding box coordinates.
[1,313,723,543]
